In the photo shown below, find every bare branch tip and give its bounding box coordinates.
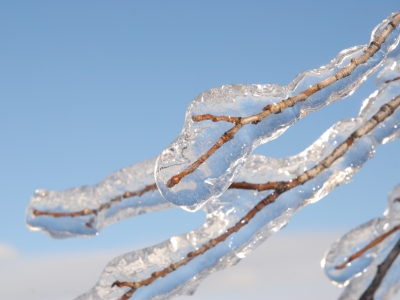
[191,115,201,122]
[334,262,348,270]
[111,281,121,288]
[112,280,133,288]
[167,176,180,188]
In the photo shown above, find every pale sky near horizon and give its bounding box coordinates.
[0,231,345,300]
[1,1,400,299]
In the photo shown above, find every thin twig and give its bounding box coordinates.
[335,224,400,270]
[228,181,280,191]
[334,197,400,275]
[359,237,400,300]
[30,180,280,223]
[112,93,400,299]
[32,184,158,227]
[191,114,241,123]
[385,76,400,84]
[166,12,400,188]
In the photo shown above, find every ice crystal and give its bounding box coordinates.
[155,13,400,211]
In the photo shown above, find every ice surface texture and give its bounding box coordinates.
[323,184,400,300]
[77,51,400,299]
[155,13,400,211]
[26,158,174,238]
[323,51,400,300]
[25,13,400,300]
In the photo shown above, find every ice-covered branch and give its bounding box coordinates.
[89,91,400,300]
[335,224,400,270]
[361,238,400,300]
[26,79,399,238]
[25,12,400,299]
[323,184,400,300]
[77,50,400,298]
[155,12,400,211]
[26,158,173,238]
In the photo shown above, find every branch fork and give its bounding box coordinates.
[114,92,400,299]
[166,13,400,189]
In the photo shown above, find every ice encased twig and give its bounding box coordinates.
[323,184,400,300]
[322,50,400,300]
[26,158,174,238]
[155,13,400,211]
[78,55,400,299]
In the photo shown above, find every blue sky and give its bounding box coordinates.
[1,1,400,299]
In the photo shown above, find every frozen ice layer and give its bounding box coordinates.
[25,13,400,300]
[155,13,400,211]
[323,184,400,300]
[78,54,400,299]
[26,158,174,238]
[322,49,400,300]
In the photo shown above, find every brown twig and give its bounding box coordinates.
[166,12,400,189]
[112,92,400,299]
[359,237,400,300]
[30,180,279,225]
[385,76,400,84]
[32,184,158,227]
[229,181,280,191]
[191,114,241,123]
[335,224,400,270]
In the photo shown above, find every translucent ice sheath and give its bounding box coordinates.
[323,184,400,300]
[26,16,400,238]
[26,158,174,238]
[155,12,400,211]
[27,13,400,239]
[76,52,400,299]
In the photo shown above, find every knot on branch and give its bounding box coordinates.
[221,131,235,143]
[351,57,360,66]
[262,103,282,114]
[370,40,382,51]
[380,103,395,115]
[282,97,296,108]
[275,181,289,194]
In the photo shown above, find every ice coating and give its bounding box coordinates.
[322,184,400,300]
[322,50,400,300]
[78,63,400,298]
[155,13,400,211]
[26,158,174,238]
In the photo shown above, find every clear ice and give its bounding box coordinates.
[26,158,174,238]
[155,13,400,211]
[323,184,400,300]
[76,47,400,299]
[24,13,400,300]
[320,47,400,300]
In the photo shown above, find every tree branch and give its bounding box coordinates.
[31,184,158,227]
[385,76,400,83]
[335,224,400,270]
[359,237,400,300]
[166,12,400,189]
[112,93,400,299]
